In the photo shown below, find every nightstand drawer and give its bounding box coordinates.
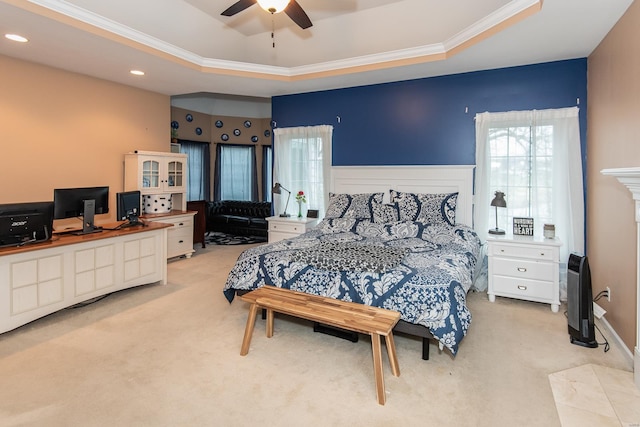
[492,275,554,301]
[492,257,556,281]
[490,242,558,261]
[268,221,305,234]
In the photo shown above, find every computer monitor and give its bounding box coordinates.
[0,201,54,248]
[116,190,142,227]
[53,186,109,234]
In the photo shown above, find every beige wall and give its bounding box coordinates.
[587,0,640,352]
[170,107,272,201]
[0,54,170,227]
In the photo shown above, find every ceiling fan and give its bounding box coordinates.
[221,0,313,30]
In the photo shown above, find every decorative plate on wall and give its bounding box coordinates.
[244,120,251,128]
[233,128,241,136]
[171,121,179,129]
[264,129,271,137]
[215,120,223,128]
[186,114,193,122]
[195,127,202,135]
[221,133,229,141]
[251,135,258,143]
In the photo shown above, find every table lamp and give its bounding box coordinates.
[489,191,506,235]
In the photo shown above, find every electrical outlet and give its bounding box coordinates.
[606,286,611,302]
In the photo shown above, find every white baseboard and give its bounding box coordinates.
[597,316,634,369]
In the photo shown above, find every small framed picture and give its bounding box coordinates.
[307,209,318,218]
[513,217,534,236]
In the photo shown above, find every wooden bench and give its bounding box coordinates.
[239,286,401,405]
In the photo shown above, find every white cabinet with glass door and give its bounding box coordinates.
[124,151,187,210]
[123,151,196,259]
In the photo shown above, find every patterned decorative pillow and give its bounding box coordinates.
[356,220,423,239]
[316,218,359,233]
[390,190,458,226]
[324,192,384,220]
[372,203,399,224]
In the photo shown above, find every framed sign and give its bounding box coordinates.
[307,209,318,218]
[513,217,534,236]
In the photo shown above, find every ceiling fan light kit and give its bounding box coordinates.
[257,0,290,14]
[222,0,313,30]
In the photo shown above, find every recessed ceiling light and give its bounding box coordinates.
[130,70,145,76]
[5,34,28,43]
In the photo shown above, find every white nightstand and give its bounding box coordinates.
[487,235,562,312]
[267,216,319,243]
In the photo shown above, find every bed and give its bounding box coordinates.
[223,166,481,358]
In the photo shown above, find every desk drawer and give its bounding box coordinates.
[153,217,193,230]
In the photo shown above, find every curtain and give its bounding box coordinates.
[273,125,333,217]
[475,107,584,298]
[213,144,257,201]
[179,140,210,201]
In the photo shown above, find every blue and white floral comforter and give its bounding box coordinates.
[223,219,481,355]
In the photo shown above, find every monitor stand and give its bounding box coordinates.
[73,199,102,235]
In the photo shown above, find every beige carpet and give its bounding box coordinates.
[0,244,633,426]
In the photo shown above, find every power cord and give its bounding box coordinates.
[562,308,610,352]
[594,323,610,352]
[593,289,609,302]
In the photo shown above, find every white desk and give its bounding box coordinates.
[0,223,169,334]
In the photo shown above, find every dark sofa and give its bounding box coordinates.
[206,200,271,238]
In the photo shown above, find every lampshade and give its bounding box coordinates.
[272,183,282,194]
[257,0,290,13]
[490,191,507,208]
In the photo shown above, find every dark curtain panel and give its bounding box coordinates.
[178,139,211,201]
[263,145,273,202]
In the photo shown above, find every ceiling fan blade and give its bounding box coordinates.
[221,0,256,17]
[284,0,313,29]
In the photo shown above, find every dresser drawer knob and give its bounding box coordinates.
[178,223,184,226]
[517,267,527,272]
[540,252,545,256]
[517,285,527,291]
[179,240,184,243]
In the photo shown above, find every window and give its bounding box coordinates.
[487,124,553,227]
[214,144,257,201]
[179,140,210,201]
[475,107,584,298]
[273,125,333,217]
[263,145,272,202]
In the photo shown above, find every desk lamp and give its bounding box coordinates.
[272,183,291,217]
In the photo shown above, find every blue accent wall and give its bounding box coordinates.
[272,59,587,168]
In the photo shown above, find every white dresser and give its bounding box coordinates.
[487,235,562,312]
[267,216,318,243]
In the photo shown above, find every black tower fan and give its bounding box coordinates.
[567,253,597,348]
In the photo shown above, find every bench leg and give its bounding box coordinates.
[371,333,386,405]
[385,332,400,377]
[240,303,259,356]
[265,308,274,338]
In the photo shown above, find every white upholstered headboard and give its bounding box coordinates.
[330,165,475,227]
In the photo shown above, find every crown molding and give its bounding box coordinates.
[23,0,542,81]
